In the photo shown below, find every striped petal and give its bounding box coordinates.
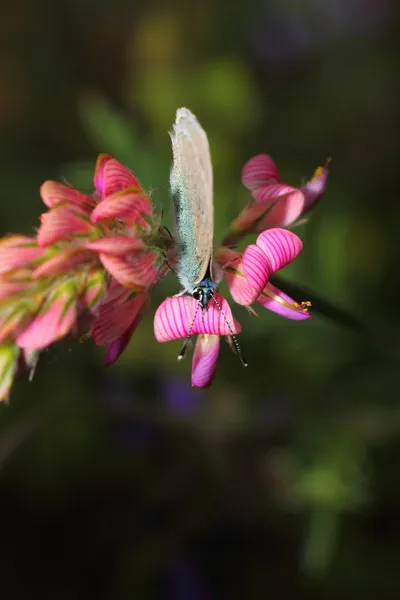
[99,252,158,290]
[32,247,93,278]
[37,206,95,247]
[0,236,44,275]
[104,292,149,364]
[40,181,95,209]
[242,244,271,301]
[94,154,141,200]
[300,160,330,213]
[16,281,78,349]
[256,229,303,273]
[90,187,152,227]
[154,294,241,342]
[84,235,144,255]
[191,334,220,388]
[92,286,149,346]
[223,257,256,306]
[241,154,279,190]
[80,268,107,311]
[258,282,311,320]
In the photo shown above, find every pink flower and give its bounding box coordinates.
[226,155,329,241]
[154,229,310,387]
[154,294,241,387]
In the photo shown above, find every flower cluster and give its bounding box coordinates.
[0,153,328,399]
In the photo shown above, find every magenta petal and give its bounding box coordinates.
[242,245,271,301]
[94,154,141,200]
[92,287,149,346]
[256,228,303,273]
[32,247,93,278]
[40,181,95,209]
[224,259,257,307]
[258,283,311,320]
[154,294,241,342]
[191,334,220,388]
[241,155,279,190]
[84,235,144,255]
[16,290,77,349]
[90,187,152,226]
[300,161,330,212]
[37,206,94,247]
[99,252,157,290]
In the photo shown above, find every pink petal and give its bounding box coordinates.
[242,244,271,301]
[253,182,298,202]
[256,228,303,273]
[0,280,29,301]
[37,206,95,247]
[99,252,158,290]
[40,181,95,209]
[300,160,330,212]
[16,285,78,349]
[154,294,241,342]
[219,250,259,306]
[84,235,144,255]
[90,187,152,227]
[229,189,304,233]
[241,154,280,190]
[92,287,149,346]
[94,154,140,200]
[0,236,44,275]
[258,282,311,320]
[32,247,93,278]
[191,334,220,388]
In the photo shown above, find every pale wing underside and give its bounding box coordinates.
[170,108,214,291]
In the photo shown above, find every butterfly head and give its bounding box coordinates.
[192,277,217,310]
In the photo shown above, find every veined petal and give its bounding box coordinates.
[92,287,149,346]
[258,282,311,320]
[37,205,95,247]
[40,181,95,210]
[154,294,241,342]
[0,296,42,343]
[253,182,298,202]
[256,228,303,273]
[0,236,44,275]
[32,247,93,278]
[90,187,152,227]
[241,154,279,190]
[0,342,19,402]
[84,235,144,255]
[81,268,107,311]
[191,334,220,388]
[217,249,259,306]
[300,160,330,212]
[16,280,79,349]
[242,244,271,300]
[94,154,141,200]
[99,252,158,290]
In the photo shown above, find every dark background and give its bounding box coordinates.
[0,0,399,597]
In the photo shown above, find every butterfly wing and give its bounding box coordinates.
[170,107,214,293]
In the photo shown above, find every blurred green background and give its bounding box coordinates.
[0,0,399,598]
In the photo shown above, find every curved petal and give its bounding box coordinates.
[224,259,257,306]
[256,228,303,273]
[16,287,78,349]
[241,154,279,190]
[40,181,95,210]
[258,283,311,320]
[32,247,93,278]
[0,236,44,275]
[242,244,271,300]
[300,160,330,213]
[191,334,220,388]
[94,154,141,200]
[99,252,158,290]
[154,294,241,342]
[84,235,144,255]
[37,206,95,247]
[90,187,152,227]
[92,287,149,346]
[253,182,298,202]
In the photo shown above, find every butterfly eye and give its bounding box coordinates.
[193,290,201,300]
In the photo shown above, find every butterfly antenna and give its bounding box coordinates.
[177,302,200,361]
[211,294,248,367]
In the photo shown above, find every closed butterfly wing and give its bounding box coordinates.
[170,107,214,293]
